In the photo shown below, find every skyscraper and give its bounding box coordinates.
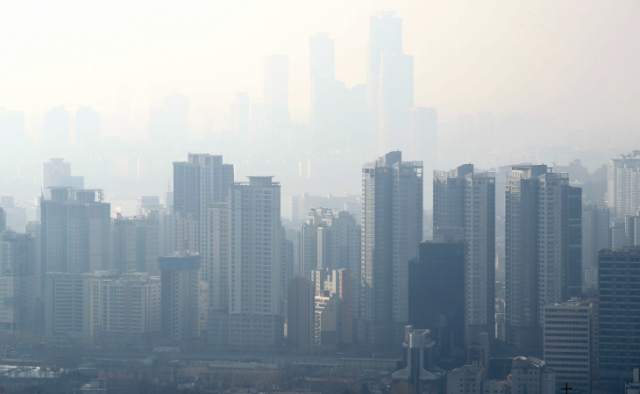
[595,247,640,391]
[433,164,496,343]
[543,301,591,393]
[148,94,189,147]
[43,106,69,152]
[210,176,284,347]
[309,33,346,151]
[608,151,640,218]
[358,151,423,346]
[366,13,413,156]
[582,204,610,292]
[75,106,100,148]
[264,55,289,149]
[160,255,201,341]
[113,213,160,275]
[287,276,314,351]
[0,232,38,332]
[298,208,361,279]
[409,239,465,365]
[232,92,250,141]
[172,154,234,298]
[504,165,580,351]
[40,188,110,278]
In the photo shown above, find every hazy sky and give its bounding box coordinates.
[1,0,639,141]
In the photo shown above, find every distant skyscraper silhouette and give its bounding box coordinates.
[149,94,189,146]
[232,92,250,141]
[358,151,423,346]
[75,106,100,148]
[367,13,413,156]
[264,55,289,151]
[0,107,25,142]
[43,106,69,153]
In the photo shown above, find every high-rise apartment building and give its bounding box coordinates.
[359,151,423,346]
[0,207,5,233]
[0,232,38,332]
[595,248,640,391]
[543,301,591,393]
[92,272,161,344]
[40,188,110,279]
[45,272,94,344]
[505,165,581,351]
[583,205,610,292]
[160,255,201,341]
[433,164,495,343]
[608,151,640,218]
[113,213,160,275]
[210,177,284,347]
[298,208,361,280]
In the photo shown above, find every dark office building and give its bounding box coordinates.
[568,186,583,297]
[409,240,465,366]
[594,247,640,391]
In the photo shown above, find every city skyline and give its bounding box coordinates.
[0,1,638,149]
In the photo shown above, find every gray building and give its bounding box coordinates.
[40,188,110,278]
[209,176,284,348]
[113,213,160,275]
[582,204,610,292]
[287,276,314,352]
[595,248,640,391]
[543,301,591,394]
[358,151,423,346]
[0,232,38,331]
[505,165,580,352]
[160,255,201,341]
[433,164,496,343]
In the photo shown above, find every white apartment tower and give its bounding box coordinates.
[505,165,580,352]
[358,151,422,346]
[210,176,284,347]
[433,164,496,344]
[608,150,640,218]
[92,272,161,344]
[45,272,94,344]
